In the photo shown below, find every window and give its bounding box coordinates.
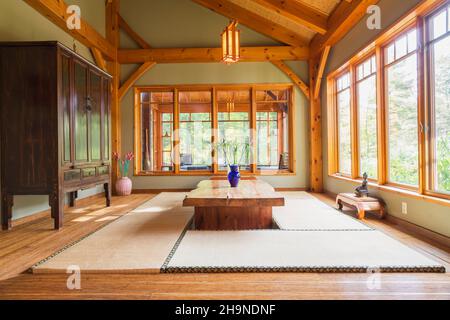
[217,89,251,171]
[429,5,450,194]
[178,91,212,172]
[385,29,419,186]
[256,89,291,171]
[336,73,351,175]
[139,91,174,172]
[134,85,294,176]
[327,1,450,202]
[356,56,378,179]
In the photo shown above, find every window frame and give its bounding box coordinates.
[134,84,295,176]
[425,3,450,200]
[327,0,450,205]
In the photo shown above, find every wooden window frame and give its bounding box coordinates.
[326,0,450,206]
[134,84,296,177]
[425,3,450,200]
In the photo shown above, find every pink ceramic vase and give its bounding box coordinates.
[115,177,132,196]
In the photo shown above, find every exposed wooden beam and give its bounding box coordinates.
[23,0,115,60]
[119,62,155,101]
[309,57,323,192]
[118,14,151,49]
[119,46,309,64]
[117,13,155,100]
[106,0,121,188]
[252,0,328,35]
[310,0,380,57]
[313,45,331,100]
[192,0,309,47]
[271,60,310,99]
[90,47,107,72]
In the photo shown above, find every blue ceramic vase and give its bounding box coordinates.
[227,164,241,188]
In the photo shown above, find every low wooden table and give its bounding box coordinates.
[183,179,285,230]
[336,193,386,220]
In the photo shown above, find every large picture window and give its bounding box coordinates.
[356,56,378,179]
[327,2,450,202]
[134,84,294,176]
[385,29,419,186]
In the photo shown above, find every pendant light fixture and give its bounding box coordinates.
[221,20,240,64]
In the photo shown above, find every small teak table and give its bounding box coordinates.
[336,193,386,220]
[183,179,285,230]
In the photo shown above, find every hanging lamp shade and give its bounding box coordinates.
[221,20,240,64]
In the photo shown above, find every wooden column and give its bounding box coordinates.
[309,58,323,193]
[106,0,120,190]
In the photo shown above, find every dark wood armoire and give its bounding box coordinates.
[0,42,112,230]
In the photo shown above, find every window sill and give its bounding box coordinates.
[134,171,296,177]
[329,174,450,208]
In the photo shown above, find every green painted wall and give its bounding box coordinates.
[321,0,450,237]
[119,0,310,189]
[0,0,105,221]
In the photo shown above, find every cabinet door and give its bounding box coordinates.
[89,69,102,162]
[60,52,72,166]
[102,78,111,162]
[73,60,89,163]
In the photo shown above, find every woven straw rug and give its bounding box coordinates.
[32,192,445,274]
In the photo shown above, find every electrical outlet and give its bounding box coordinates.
[402,202,408,215]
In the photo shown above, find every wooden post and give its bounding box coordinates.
[309,58,323,193]
[106,0,120,192]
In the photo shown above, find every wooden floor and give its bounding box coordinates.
[0,192,449,300]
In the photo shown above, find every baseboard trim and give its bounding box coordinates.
[324,190,450,249]
[275,188,309,192]
[11,193,105,228]
[385,214,450,248]
[133,189,193,194]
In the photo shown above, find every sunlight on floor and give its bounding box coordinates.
[95,216,120,222]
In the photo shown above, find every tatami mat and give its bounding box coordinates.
[32,192,445,274]
[32,193,193,274]
[164,230,445,273]
[273,192,372,231]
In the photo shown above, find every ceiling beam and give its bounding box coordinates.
[310,0,380,57]
[251,0,328,35]
[313,45,331,99]
[271,60,310,99]
[90,47,107,72]
[23,0,116,60]
[119,62,155,101]
[118,46,309,64]
[118,14,151,49]
[192,0,309,47]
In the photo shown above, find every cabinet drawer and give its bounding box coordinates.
[97,166,110,176]
[64,169,81,182]
[81,168,96,179]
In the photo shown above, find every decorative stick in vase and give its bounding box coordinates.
[143,128,151,171]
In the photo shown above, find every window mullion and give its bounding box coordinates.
[212,87,218,174]
[417,18,427,195]
[376,46,387,185]
[350,66,359,179]
[251,86,257,173]
[173,88,180,174]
